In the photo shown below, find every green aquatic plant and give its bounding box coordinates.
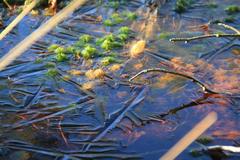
[104,34,115,41]
[111,13,124,23]
[96,34,115,45]
[175,0,192,13]
[65,46,76,54]
[46,68,58,77]
[224,16,235,23]
[196,135,213,145]
[54,47,65,54]
[104,13,124,26]
[81,45,97,59]
[55,52,68,62]
[123,11,138,21]
[225,5,240,15]
[101,56,117,66]
[118,26,131,34]
[79,34,92,43]
[207,2,218,8]
[48,44,60,52]
[96,37,105,45]
[101,39,113,51]
[103,19,114,26]
[101,37,123,51]
[45,62,56,68]
[159,32,174,40]
[34,58,43,64]
[117,33,128,42]
[75,34,93,47]
[108,1,120,9]
[189,149,202,157]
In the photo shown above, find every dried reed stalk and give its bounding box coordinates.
[160,112,217,160]
[0,0,87,71]
[0,0,39,40]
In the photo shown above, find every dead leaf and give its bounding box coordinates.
[232,49,240,55]
[130,40,146,58]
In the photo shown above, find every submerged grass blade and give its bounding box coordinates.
[12,101,90,129]
[83,87,147,152]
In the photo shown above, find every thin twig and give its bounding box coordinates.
[129,68,217,94]
[217,23,240,34]
[3,0,13,10]
[129,68,240,97]
[169,34,239,42]
[170,23,240,42]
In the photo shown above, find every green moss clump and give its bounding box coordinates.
[101,39,113,51]
[111,13,123,22]
[108,1,120,9]
[75,34,93,47]
[207,2,218,8]
[175,0,192,13]
[96,34,115,46]
[79,34,92,43]
[123,11,138,21]
[103,19,114,26]
[111,13,124,24]
[224,16,235,23]
[55,52,68,62]
[225,5,240,15]
[100,34,123,51]
[104,34,115,41]
[159,32,174,40]
[104,13,124,26]
[46,69,58,77]
[45,62,56,68]
[117,33,128,42]
[54,47,65,54]
[189,149,202,157]
[48,44,60,52]
[34,58,43,64]
[101,56,117,66]
[118,26,131,34]
[96,37,105,45]
[101,40,122,51]
[65,46,76,54]
[74,40,85,47]
[81,45,97,59]
[196,135,213,145]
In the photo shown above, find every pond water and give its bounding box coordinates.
[0,0,239,160]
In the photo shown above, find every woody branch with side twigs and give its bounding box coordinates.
[169,23,240,43]
[129,68,240,98]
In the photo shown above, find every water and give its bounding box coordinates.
[0,0,239,159]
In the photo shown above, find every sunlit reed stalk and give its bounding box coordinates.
[0,0,87,71]
[0,0,39,40]
[159,112,217,160]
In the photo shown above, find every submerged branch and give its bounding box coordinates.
[170,34,239,42]
[170,23,240,42]
[218,23,240,34]
[129,68,239,97]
